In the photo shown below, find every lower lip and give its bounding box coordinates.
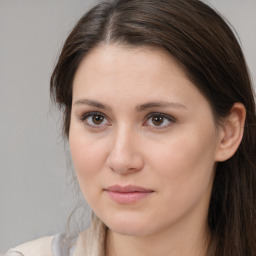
[105,191,153,204]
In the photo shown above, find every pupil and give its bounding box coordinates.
[93,115,103,124]
[152,116,163,126]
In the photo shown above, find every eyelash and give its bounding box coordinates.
[79,111,110,128]
[144,112,176,128]
[79,111,176,129]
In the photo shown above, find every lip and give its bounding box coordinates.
[104,185,154,204]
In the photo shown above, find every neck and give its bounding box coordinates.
[105,220,209,256]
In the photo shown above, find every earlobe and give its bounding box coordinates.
[215,103,246,162]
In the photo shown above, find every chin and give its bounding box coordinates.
[109,223,150,237]
[102,212,154,237]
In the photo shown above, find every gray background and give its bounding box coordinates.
[0,0,255,253]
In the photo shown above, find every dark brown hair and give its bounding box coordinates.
[50,0,256,255]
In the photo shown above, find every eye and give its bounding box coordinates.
[143,113,175,128]
[80,112,110,128]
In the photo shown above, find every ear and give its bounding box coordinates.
[215,103,246,162]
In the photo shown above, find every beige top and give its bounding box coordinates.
[5,218,107,256]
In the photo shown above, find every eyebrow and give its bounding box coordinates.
[74,98,187,111]
[136,101,187,112]
[74,99,110,110]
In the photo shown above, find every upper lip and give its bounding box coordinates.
[105,185,154,193]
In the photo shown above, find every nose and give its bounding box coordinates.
[106,126,144,174]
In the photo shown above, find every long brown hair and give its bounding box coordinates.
[50,0,256,255]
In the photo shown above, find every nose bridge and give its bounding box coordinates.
[114,123,134,152]
[107,123,143,173]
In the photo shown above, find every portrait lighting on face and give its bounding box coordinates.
[68,44,246,255]
[48,0,256,254]
[5,0,256,256]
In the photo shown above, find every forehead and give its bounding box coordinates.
[71,44,212,114]
[73,44,192,93]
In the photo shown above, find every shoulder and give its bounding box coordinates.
[72,217,107,256]
[4,236,53,256]
[4,217,106,256]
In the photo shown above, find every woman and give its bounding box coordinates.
[6,0,256,255]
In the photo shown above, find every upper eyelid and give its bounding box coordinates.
[143,112,176,129]
[80,111,108,119]
[145,112,176,121]
[80,111,110,128]
[78,111,176,125]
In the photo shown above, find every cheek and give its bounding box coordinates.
[69,131,107,195]
[148,127,217,204]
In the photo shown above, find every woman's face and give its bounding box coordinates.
[69,45,221,237]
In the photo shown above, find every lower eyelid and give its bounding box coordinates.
[80,112,113,129]
[78,112,175,129]
[149,119,171,127]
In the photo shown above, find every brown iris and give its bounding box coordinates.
[92,114,104,125]
[152,116,164,126]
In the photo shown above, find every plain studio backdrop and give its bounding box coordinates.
[0,0,255,253]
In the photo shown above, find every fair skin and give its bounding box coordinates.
[69,44,245,256]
